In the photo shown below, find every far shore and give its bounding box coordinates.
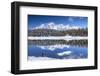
[28,36,88,41]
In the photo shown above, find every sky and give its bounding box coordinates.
[28,15,88,30]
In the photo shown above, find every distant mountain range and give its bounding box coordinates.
[30,22,84,31]
[28,22,88,36]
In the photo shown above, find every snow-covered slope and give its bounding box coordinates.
[32,22,82,30]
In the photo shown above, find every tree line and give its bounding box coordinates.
[28,39,88,47]
[28,28,88,36]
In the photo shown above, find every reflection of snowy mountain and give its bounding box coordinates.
[28,44,88,60]
[33,22,82,30]
[36,45,70,51]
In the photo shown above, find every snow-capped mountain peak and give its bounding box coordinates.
[33,22,82,30]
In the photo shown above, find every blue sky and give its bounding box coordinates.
[28,15,88,29]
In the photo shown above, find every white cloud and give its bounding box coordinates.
[57,51,72,56]
[36,45,70,51]
[32,22,82,30]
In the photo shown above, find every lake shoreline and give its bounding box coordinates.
[28,36,88,41]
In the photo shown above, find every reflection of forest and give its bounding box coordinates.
[28,28,88,36]
[28,40,88,47]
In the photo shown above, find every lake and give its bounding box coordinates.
[28,44,88,60]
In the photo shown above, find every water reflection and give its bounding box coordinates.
[28,39,88,47]
[28,39,88,60]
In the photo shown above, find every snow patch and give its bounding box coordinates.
[57,51,72,56]
[28,56,56,61]
[37,45,70,51]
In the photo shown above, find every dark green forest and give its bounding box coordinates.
[28,28,88,36]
